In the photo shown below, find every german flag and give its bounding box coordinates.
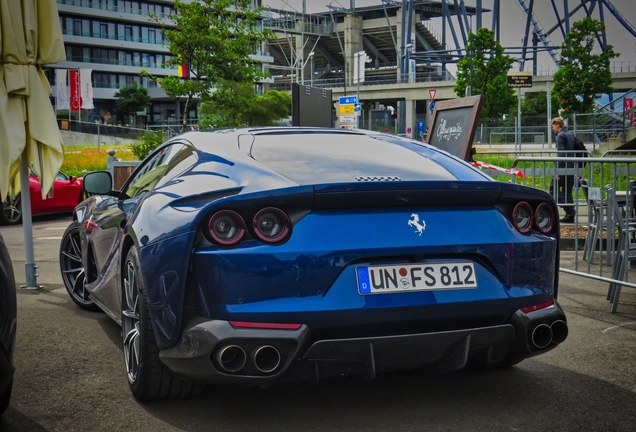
[178,62,189,79]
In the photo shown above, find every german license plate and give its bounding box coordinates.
[356,262,477,294]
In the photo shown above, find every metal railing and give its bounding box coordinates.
[269,70,454,91]
[58,119,146,144]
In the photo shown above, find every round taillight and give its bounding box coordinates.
[534,203,555,233]
[208,210,245,245]
[252,208,290,243]
[512,202,533,234]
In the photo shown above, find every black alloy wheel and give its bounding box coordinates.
[0,193,22,225]
[59,222,100,312]
[0,380,12,415]
[121,247,203,400]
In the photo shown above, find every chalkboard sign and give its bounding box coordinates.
[426,95,484,161]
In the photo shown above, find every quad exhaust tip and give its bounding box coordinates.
[550,320,568,344]
[251,345,281,374]
[215,345,247,373]
[530,320,569,349]
[531,324,553,349]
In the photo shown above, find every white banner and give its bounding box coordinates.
[80,69,94,109]
[55,69,69,110]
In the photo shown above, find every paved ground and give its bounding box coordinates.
[0,215,635,431]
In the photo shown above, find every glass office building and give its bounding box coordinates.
[52,0,269,127]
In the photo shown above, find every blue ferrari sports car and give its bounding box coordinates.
[59,127,567,400]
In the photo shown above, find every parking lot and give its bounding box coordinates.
[0,215,635,431]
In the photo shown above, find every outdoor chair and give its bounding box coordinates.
[606,184,636,312]
[583,195,611,264]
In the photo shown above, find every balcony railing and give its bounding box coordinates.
[63,54,176,70]
[57,0,173,19]
[61,29,164,45]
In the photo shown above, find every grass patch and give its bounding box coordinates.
[62,144,139,177]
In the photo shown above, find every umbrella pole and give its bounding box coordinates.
[20,148,41,290]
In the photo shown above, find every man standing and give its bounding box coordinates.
[551,117,576,223]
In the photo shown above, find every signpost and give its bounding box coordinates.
[339,96,357,105]
[507,72,533,88]
[339,96,358,129]
[339,104,355,115]
[417,121,425,137]
[339,114,357,123]
[508,72,533,149]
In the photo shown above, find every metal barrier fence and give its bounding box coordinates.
[58,119,146,142]
[484,152,636,312]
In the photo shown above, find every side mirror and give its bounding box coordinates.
[68,175,77,183]
[83,171,113,195]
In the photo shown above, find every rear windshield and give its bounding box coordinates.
[249,133,457,184]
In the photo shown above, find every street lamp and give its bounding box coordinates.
[308,51,315,86]
[355,51,370,129]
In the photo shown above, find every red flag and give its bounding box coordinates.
[69,69,81,111]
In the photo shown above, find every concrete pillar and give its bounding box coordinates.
[426,99,434,138]
[396,9,404,78]
[405,99,417,139]
[344,15,363,89]
[396,8,417,82]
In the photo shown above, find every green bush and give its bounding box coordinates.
[130,130,165,160]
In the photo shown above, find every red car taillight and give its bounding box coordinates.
[511,202,533,234]
[229,321,302,330]
[208,210,245,245]
[520,300,554,313]
[534,202,555,234]
[252,207,290,243]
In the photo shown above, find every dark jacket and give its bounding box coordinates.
[556,127,575,168]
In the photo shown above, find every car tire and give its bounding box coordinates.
[0,193,22,225]
[60,222,101,312]
[122,247,204,400]
[0,379,11,415]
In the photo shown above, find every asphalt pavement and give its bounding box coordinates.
[0,214,635,432]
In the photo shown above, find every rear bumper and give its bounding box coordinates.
[159,302,566,385]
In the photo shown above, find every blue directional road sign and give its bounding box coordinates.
[354,103,361,113]
[339,96,358,105]
[429,101,436,112]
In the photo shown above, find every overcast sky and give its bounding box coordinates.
[263,0,636,72]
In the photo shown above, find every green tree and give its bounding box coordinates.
[143,0,273,132]
[245,89,291,126]
[130,130,165,160]
[454,28,516,122]
[553,17,618,113]
[507,91,561,126]
[114,83,151,127]
[199,80,291,128]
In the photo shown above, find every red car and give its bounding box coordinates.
[1,171,85,225]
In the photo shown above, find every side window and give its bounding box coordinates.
[153,145,197,189]
[123,143,196,198]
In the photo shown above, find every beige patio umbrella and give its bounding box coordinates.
[0,0,66,288]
